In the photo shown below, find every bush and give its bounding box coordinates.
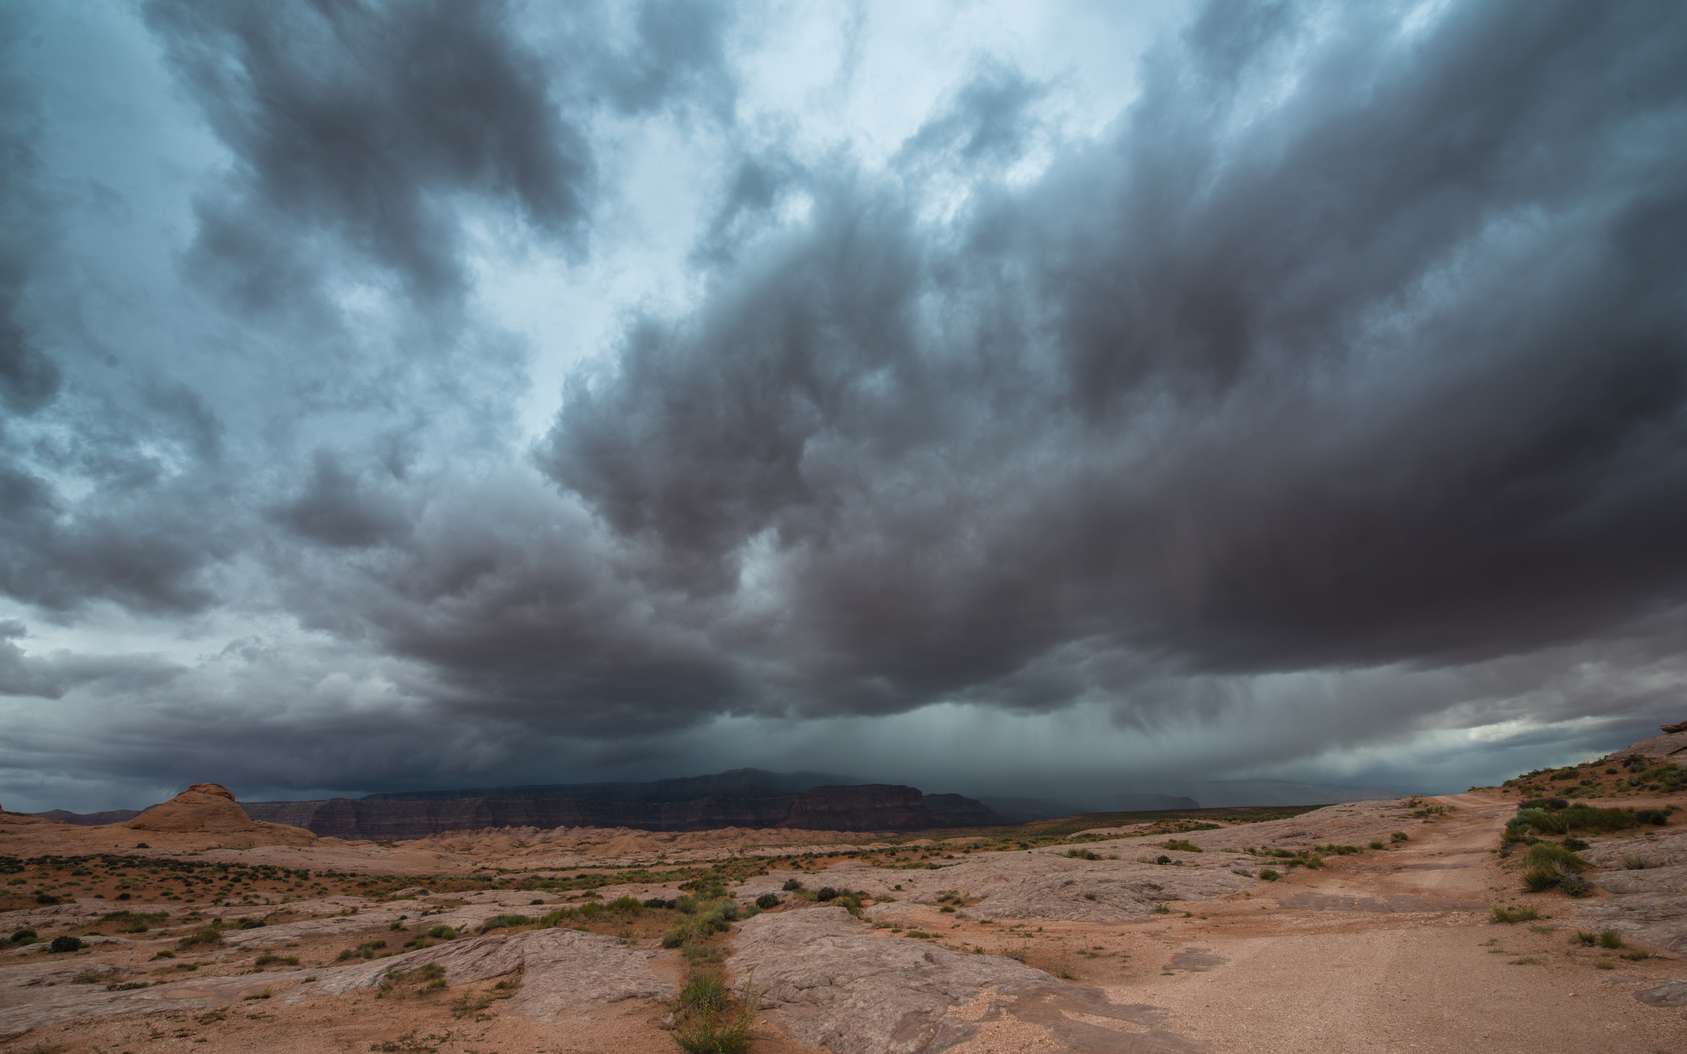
[8,928,36,944]
[754,893,780,910]
[673,971,753,1054]
[815,887,839,902]
[1390,832,1408,843]
[1161,839,1202,853]
[781,878,803,892]
[48,936,84,953]
[1521,842,1590,894]
[678,973,730,1016]
[1490,905,1540,924]
[1258,868,1281,881]
[177,927,223,949]
[478,914,532,933]
[1598,929,1624,949]
[606,895,643,915]
[427,925,457,940]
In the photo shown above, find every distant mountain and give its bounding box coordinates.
[1112,792,1202,811]
[364,768,858,803]
[244,769,999,838]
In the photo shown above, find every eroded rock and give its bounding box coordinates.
[730,907,1200,1053]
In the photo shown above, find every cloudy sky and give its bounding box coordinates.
[3,0,1685,814]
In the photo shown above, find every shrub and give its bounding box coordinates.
[1598,929,1624,949]
[1390,832,1408,843]
[1572,931,1596,946]
[815,887,838,902]
[1490,905,1540,924]
[606,896,643,915]
[8,928,36,944]
[1368,840,1385,850]
[1258,868,1281,881]
[1161,840,1202,853]
[678,973,730,1016]
[754,893,780,910]
[1561,837,1589,852]
[177,927,223,949]
[1065,848,1102,861]
[673,971,753,1054]
[427,925,457,940]
[48,936,83,953]
[781,878,803,892]
[478,914,532,933]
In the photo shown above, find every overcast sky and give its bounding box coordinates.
[3,0,1685,814]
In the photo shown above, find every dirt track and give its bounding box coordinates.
[1097,792,1684,1053]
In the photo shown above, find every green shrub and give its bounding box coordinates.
[1390,832,1408,843]
[1490,905,1540,924]
[427,925,457,940]
[678,973,730,1016]
[177,927,223,949]
[1258,868,1281,881]
[8,928,36,944]
[48,936,83,953]
[1598,929,1624,949]
[606,895,643,915]
[478,914,532,933]
[815,887,838,902]
[1572,931,1596,946]
[1161,839,1202,853]
[781,878,803,892]
[754,893,779,910]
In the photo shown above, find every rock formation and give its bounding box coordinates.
[125,783,314,843]
[243,772,999,838]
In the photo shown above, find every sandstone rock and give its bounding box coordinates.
[1635,980,1687,1006]
[1579,828,1687,953]
[730,907,1199,1053]
[124,784,312,844]
[1661,720,1687,735]
[309,927,669,1017]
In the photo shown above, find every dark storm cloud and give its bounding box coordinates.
[272,451,408,549]
[0,462,229,614]
[9,0,1687,811]
[0,11,61,416]
[541,0,1687,721]
[145,0,596,303]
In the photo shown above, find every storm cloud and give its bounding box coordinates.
[2,0,1686,812]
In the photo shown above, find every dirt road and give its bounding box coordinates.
[1120,792,1684,1053]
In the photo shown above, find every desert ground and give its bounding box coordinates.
[3,743,1685,1053]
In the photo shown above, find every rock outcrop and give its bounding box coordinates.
[124,783,314,843]
[243,772,999,838]
[1612,724,1687,762]
[730,907,1200,1054]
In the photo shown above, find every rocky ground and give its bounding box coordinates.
[3,764,1685,1052]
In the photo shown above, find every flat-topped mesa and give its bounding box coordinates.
[243,778,1000,839]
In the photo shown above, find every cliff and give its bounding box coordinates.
[243,773,999,838]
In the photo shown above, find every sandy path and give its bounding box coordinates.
[1122,793,1685,1053]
